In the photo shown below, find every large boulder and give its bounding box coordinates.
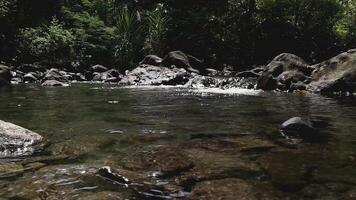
[162,51,204,74]
[257,53,312,91]
[0,120,43,158]
[139,55,163,66]
[120,64,192,86]
[307,49,356,94]
[0,65,12,86]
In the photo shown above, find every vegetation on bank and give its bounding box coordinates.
[0,0,355,72]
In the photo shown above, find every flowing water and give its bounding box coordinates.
[0,84,356,199]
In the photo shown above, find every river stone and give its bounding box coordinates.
[307,50,356,94]
[280,117,316,140]
[0,120,43,158]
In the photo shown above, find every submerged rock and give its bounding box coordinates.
[280,117,316,140]
[307,49,356,94]
[120,64,192,86]
[0,120,43,158]
[188,178,260,200]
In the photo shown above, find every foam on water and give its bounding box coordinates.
[194,87,262,96]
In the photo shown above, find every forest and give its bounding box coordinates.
[0,0,355,72]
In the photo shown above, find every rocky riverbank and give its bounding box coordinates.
[1,49,356,95]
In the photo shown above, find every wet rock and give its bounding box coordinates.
[0,120,43,158]
[98,166,131,185]
[139,55,163,66]
[48,135,116,158]
[120,145,194,177]
[120,65,192,86]
[24,72,39,83]
[280,117,316,140]
[258,152,311,192]
[188,178,258,200]
[10,77,23,84]
[235,70,260,78]
[42,68,69,83]
[307,50,356,94]
[90,64,108,73]
[179,149,262,186]
[257,74,277,90]
[93,69,122,83]
[162,51,203,73]
[41,80,69,87]
[257,53,311,91]
[0,65,12,86]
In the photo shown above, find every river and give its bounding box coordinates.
[0,84,355,199]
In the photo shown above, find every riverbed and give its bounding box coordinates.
[0,84,355,199]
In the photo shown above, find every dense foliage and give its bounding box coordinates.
[0,0,355,71]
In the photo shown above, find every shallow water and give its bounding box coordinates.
[0,84,356,199]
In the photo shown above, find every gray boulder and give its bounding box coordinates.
[257,53,312,91]
[139,55,163,66]
[120,64,192,86]
[162,51,203,74]
[307,49,356,94]
[0,120,43,158]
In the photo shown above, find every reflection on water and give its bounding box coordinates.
[0,84,356,199]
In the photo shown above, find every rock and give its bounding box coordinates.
[235,70,260,78]
[42,68,69,83]
[162,51,203,73]
[11,77,23,84]
[307,50,356,94]
[90,64,108,73]
[280,117,316,140]
[0,65,12,86]
[120,64,192,86]
[257,53,311,91]
[41,80,69,87]
[139,55,163,66]
[0,120,43,158]
[97,166,131,185]
[24,72,38,83]
[256,74,277,90]
[93,69,122,82]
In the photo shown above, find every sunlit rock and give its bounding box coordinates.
[0,120,43,158]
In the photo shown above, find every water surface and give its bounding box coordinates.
[0,84,355,199]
